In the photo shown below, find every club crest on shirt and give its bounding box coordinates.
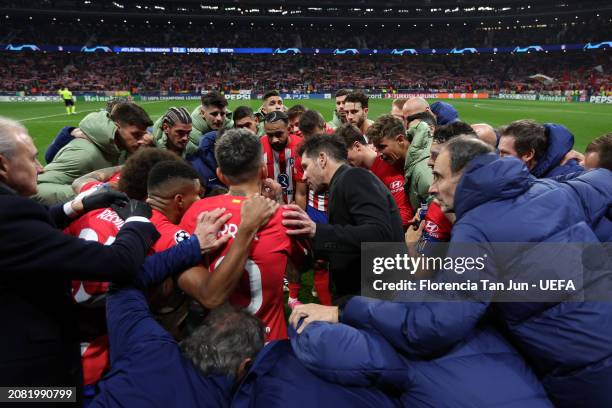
[278,173,289,189]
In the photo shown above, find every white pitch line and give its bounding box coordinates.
[17,108,100,122]
[15,100,173,123]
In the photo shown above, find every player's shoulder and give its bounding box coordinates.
[289,134,304,148]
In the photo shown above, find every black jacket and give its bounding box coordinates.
[0,182,159,388]
[313,165,404,298]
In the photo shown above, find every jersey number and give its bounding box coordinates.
[214,257,263,315]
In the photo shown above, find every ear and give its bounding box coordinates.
[521,149,536,166]
[162,123,170,134]
[363,107,369,116]
[0,154,10,182]
[216,168,230,186]
[318,151,327,167]
[352,141,361,151]
[237,358,253,380]
[174,193,184,210]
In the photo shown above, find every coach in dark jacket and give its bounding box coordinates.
[0,117,159,389]
[282,134,404,299]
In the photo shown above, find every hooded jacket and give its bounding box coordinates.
[189,105,233,147]
[232,339,400,408]
[531,123,583,178]
[430,101,459,126]
[327,110,344,130]
[343,155,612,408]
[189,131,227,192]
[151,115,198,157]
[404,121,434,209]
[291,321,552,408]
[34,111,122,205]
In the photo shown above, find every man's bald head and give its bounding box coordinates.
[402,97,431,118]
[472,123,498,147]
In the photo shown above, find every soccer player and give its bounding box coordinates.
[255,91,285,135]
[189,91,232,146]
[293,109,336,307]
[35,102,153,205]
[344,92,373,137]
[261,111,307,208]
[151,107,195,157]
[287,104,306,138]
[339,124,414,230]
[181,129,307,341]
[58,85,76,115]
[64,148,183,398]
[327,89,350,129]
[233,105,260,134]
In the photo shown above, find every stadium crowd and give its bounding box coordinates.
[1,15,608,49]
[1,89,611,408]
[1,52,610,95]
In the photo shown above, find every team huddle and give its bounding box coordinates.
[0,88,611,407]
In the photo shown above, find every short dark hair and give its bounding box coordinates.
[215,128,263,184]
[264,110,288,125]
[201,91,228,109]
[500,120,548,160]
[335,89,351,98]
[147,160,199,193]
[336,124,367,147]
[433,121,477,144]
[287,105,307,121]
[443,136,495,174]
[181,305,265,379]
[299,110,326,137]
[110,103,153,128]
[233,106,255,123]
[366,114,406,145]
[298,133,347,163]
[586,133,612,170]
[162,107,192,127]
[105,97,130,113]
[344,92,369,109]
[119,147,181,200]
[263,90,280,101]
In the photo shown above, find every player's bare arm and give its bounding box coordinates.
[72,165,122,193]
[177,195,278,309]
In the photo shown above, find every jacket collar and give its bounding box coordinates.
[329,164,349,189]
[0,182,17,196]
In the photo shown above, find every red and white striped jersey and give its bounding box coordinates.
[307,189,329,213]
[260,134,304,203]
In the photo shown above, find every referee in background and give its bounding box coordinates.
[59,85,76,115]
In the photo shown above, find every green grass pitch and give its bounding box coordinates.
[1,98,610,161]
[1,98,609,307]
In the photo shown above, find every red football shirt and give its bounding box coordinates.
[260,134,304,204]
[180,195,306,341]
[79,171,122,194]
[150,209,191,253]
[423,201,453,241]
[65,202,188,385]
[369,156,414,227]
